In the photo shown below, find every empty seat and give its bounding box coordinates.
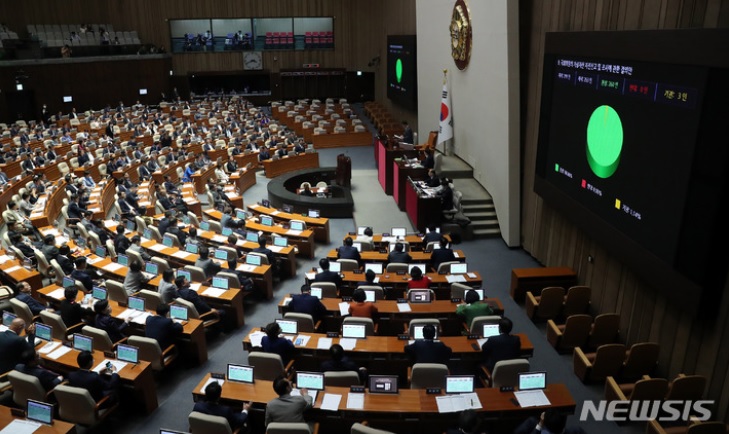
[409,363,448,389]
[546,314,592,353]
[574,343,626,383]
[525,286,565,321]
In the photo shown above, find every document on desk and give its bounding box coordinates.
[453,252,460,258]
[305,272,316,280]
[3,265,21,273]
[320,393,342,411]
[287,229,302,236]
[38,341,62,354]
[381,236,397,244]
[397,303,412,312]
[293,335,311,347]
[212,235,228,243]
[338,302,350,316]
[172,250,190,259]
[190,283,202,291]
[203,287,226,297]
[339,338,357,350]
[0,419,41,434]
[346,393,365,410]
[467,272,478,279]
[130,312,152,325]
[249,331,266,347]
[317,337,332,349]
[148,244,166,252]
[446,275,467,283]
[103,262,124,272]
[239,264,257,273]
[46,345,73,360]
[292,388,317,402]
[282,297,292,306]
[47,288,66,299]
[203,378,224,390]
[86,256,105,265]
[269,245,283,253]
[436,393,482,413]
[514,390,551,407]
[271,210,280,216]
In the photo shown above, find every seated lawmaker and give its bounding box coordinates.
[431,236,457,271]
[15,349,63,392]
[456,289,494,328]
[387,242,412,264]
[337,237,361,262]
[314,258,342,287]
[481,317,521,373]
[15,281,50,315]
[288,285,327,323]
[0,318,36,373]
[94,300,130,343]
[68,350,120,407]
[261,322,295,365]
[407,266,431,290]
[265,376,313,426]
[403,324,452,365]
[348,288,378,319]
[145,303,183,350]
[193,381,251,431]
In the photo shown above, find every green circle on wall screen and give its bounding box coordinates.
[586,105,623,178]
[396,59,403,83]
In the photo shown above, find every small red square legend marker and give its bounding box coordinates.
[581,179,587,188]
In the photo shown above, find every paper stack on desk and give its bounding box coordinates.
[435,393,482,413]
[249,331,265,347]
[514,390,551,407]
[346,393,365,410]
[320,393,342,411]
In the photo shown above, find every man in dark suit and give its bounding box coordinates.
[67,194,89,221]
[118,190,139,218]
[402,120,414,144]
[105,121,115,139]
[15,349,64,392]
[114,225,131,255]
[56,245,75,275]
[481,317,521,373]
[314,258,342,287]
[252,236,275,265]
[320,343,366,381]
[40,234,60,262]
[0,318,36,374]
[71,257,102,292]
[138,160,152,181]
[176,276,214,315]
[422,225,442,244]
[430,237,457,272]
[337,237,361,262]
[68,350,120,407]
[166,217,187,246]
[145,303,183,350]
[288,285,327,323]
[15,282,50,316]
[158,191,175,211]
[403,324,452,365]
[163,175,180,195]
[425,169,441,188]
[194,245,221,279]
[387,242,412,264]
[193,381,250,431]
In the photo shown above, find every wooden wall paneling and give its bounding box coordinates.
[641,0,664,28]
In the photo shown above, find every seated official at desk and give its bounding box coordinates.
[68,350,120,408]
[15,281,51,316]
[176,276,222,317]
[56,245,76,274]
[61,287,93,326]
[72,256,103,292]
[431,237,457,272]
[194,382,251,431]
[265,376,313,426]
[321,344,367,382]
[146,303,183,350]
[0,318,36,373]
[404,324,452,365]
[457,289,494,327]
[356,227,373,244]
[195,245,222,279]
[481,317,521,373]
[314,258,343,287]
[253,236,276,266]
[445,410,484,434]
[439,178,454,211]
[337,237,361,262]
[408,266,431,290]
[124,261,151,295]
[289,285,327,323]
[388,242,412,264]
[514,409,586,434]
[424,169,441,188]
[226,260,255,291]
[94,300,130,343]
[349,288,378,319]
[158,270,178,304]
[422,224,442,244]
[356,269,381,289]
[299,184,314,197]
[261,322,295,365]
[422,148,435,170]
[15,349,64,392]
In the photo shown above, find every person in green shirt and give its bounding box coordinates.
[456,289,494,331]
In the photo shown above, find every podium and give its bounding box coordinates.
[336,153,351,187]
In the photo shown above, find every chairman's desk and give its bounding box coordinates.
[248,203,331,243]
[405,179,441,233]
[262,152,320,179]
[393,159,428,211]
[376,139,418,195]
[192,375,573,424]
[0,405,76,434]
[332,271,483,300]
[37,285,208,366]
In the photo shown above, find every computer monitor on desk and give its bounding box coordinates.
[117,343,139,364]
[368,375,398,394]
[391,227,407,238]
[296,371,324,391]
[227,364,254,383]
[446,375,475,394]
[27,399,54,425]
[276,319,298,335]
[364,263,383,275]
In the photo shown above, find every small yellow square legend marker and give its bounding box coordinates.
[614,199,621,209]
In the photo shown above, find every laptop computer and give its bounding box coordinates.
[352,242,362,252]
[246,254,262,266]
[445,375,475,394]
[170,304,188,323]
[162,235,175,247]
[245,232,259,243]
[72,334,93,352]
[212,276,229,290]
[227,364,254,383]
[176,270,192,281]
[185,243,199,254]
[273,236,287,247]
[95,245,107,258]
[160,429,190,434]
[328,261,341,273]
[236,210,247,220]
[35,323,52,342]
[368,375,398,394]
[518,371,547,391]
[62,276,76,289]
[391,227,407,238]
[92,286,107,301]
[290,221,304,231]
[143,228,154,239]
[450,263,468,274]
[116,343,139,364]
[128,296,145,312]
[357,226,368,236]
[214,249,230,261]
[117,253,129,266]
[2,311,17,327]
[364,263,383,275]
[482,323,500,338]
[144,262,159,277]
[26,399,54,425]
[364,290,376,302]
[412,325,439,340]
[309,287,323,299]
[221,227,233,236]
[260,215,274,226]
[296,371,324,390]
[199,221,210,231]
[342,323,366,339]
[276,319,298,335]
[408,289,432,303]
[308,209,320,218]
[126,220,136,232]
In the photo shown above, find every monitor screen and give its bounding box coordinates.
[176,270,191,281]
[73,334,93,352]
[126,220,136,231]
[199,221,210,231]
[260,215,274,226]
[364,263,383,275]
[117,343,139,363]
[246,254,262,266]
[145,262,159,275]
[27,400,53,425]
[117,254,129,266]
[246,232,259,243]
[329,261,341,273]
[408,264,426,275]
[391,227,406,238]
[308,209,320,218]
[227,364,254,383]
[368,375,399,394]
[95,246,107,257]
[261,199,270,207]
[352,243,362,252]
[185,243,199,254]
[290,221,304,231]
[92,286,107,300]
[162,235,175,247]
[482,324,500,338]
[214,249,229,261]
[412,325,438,340]
[519,371,547,390]
[276,319,298,334]
[128,296,145,311]
[2,311,17,327]
[221,227,233,236]
[357,226,368,236]
[35,323,52,341]
[450,263,467,274]
[364,290,376,302]
[76,237,86,248]
[387,34,417,110]
[62,276,76,288]
[212,277,229,289]
[143,228,153,239]
[309,287,322,299]
[236,210,247,219]
[273,236,287,247]
[282,204,293,213]
[170,304,188,321]
[342,323,366,339]
[446,376,475,394]
[296,371,324,390]
[408,290,431,303]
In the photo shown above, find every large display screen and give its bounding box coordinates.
[534,30,729,315]
[387,35,417,110]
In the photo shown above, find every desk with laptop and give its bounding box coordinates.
[0,403,76,434]
[248,201,331,243]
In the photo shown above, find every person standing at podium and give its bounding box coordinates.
[402,120,414,144]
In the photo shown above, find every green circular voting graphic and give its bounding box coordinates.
[396,59,403,83]
[586,105,623,178]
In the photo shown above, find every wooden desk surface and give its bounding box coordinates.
[193,374,574,415]
[338,270,482,286]
[327,249,467,264]
[262,152,320,178]
[0,405,76,434]
[278,297,504,317]
[247,203,330,244]
[0,253,43,298]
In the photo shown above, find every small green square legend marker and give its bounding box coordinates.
[554,163,560,172]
